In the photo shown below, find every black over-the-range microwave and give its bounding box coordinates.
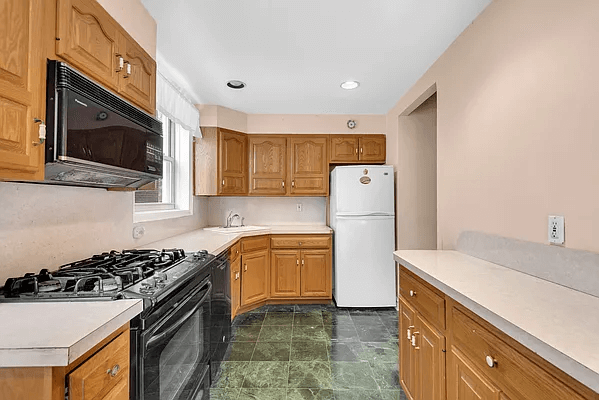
[44,60,163,188]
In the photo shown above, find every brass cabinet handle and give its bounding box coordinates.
[411,332,419,349]
[291,180,295,187]
[282,181,285,188]
[107,364,120,377]
[33,118,46,146]
[407,325,415,340]
[301,259,305,266]
[244,264,248,272]
[409,290,417,297]
[355,147,358,154]
[222,180,225,186]
[360,147,363,154]
[296,259,299,266]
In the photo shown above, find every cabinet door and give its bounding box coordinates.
[117,32,156,114]
[218,129,247,195]
[448,346,500,400]
[330,136,359,162]
[399,297,417,400]
[231,257,241,319]
[241,250,269,306]
[289,137,328,195]
[359,136,386,162]
[56,0,120,90]
[300,249,331,297]
[249,136,287,195]
[415,314,445,400]
[270,250,301,297]
[0,0,45,180]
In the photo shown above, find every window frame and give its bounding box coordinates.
[133,115,193,223]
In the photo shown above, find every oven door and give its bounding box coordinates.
[140,278,212,400]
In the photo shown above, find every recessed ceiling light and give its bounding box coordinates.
[340,81,360,90]
[227,80,246,89]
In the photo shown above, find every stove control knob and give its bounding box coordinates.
[154,273,167,283]
[199,250,208,255]
[141,278,157,288]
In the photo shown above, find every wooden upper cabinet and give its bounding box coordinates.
[300,249,331,297]
[289,136,328,196]
[330,136,359,162]
[0,0,45,180]
[359,135,386,162]
[249,136,287,195]
[329,134,386,164]
[116,32,156,114]
[56,0,121,90]
[270,250,301,298]
[219,129,247,195]
[448,347,501,400]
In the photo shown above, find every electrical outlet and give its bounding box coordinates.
[296,203,303,212]
[548,215,565,245]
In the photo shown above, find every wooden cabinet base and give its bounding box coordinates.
[0,323,129,400]
[236,298,332,317]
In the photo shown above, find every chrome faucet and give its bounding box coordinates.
[225,211,243,228]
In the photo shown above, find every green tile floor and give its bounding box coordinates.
[209,304,407,400]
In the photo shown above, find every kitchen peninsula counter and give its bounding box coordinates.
[144,225,333,255]
[0,299,142,367]
[394,250,599,394]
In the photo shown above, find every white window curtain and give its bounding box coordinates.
[156,71,201,137]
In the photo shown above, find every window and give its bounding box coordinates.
[134,112,192,222]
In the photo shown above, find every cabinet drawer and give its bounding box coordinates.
[68,331,129,400]
[241,235,269,253]
[451,307,586,400]
[229,241,241,261]
[399,269,445,329]
[271,235,331,249]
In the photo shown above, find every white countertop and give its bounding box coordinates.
[394,250,599,393]
[144,225,333,255]
[0,299,143,367]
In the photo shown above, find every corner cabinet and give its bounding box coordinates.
[329,134,386,164]
[194,127,248,196]
[55,0,156,114]
[0,0,46,180]
[398,267,599,400]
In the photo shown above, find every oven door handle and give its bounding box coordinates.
[145,280,212,352]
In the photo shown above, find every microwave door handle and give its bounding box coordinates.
[144,280,212,352]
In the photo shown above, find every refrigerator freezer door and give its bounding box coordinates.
[331,166,394,215]
[333,215,396,307]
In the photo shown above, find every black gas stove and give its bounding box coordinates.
[0,248,212,304]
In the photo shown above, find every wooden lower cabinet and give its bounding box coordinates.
[0,324,129,400]
[300,249,331,297]
[398,267,598,400]
[231,256,241,319]
[241,249,269,306]
[399,297,417,400]
[449,346,501,400]
[399,296,445,400]
[270,250,301,297]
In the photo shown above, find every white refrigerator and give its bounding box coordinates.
[330,165,396,307]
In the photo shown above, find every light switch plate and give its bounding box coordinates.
[548,215,564,245]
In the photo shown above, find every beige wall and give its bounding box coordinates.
[96,0,157,59]
[0,182,208,284]
[396,94,437,250]
[197,105,386,134]
[387,0,599,252]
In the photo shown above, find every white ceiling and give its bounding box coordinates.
[141,0,491,114]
